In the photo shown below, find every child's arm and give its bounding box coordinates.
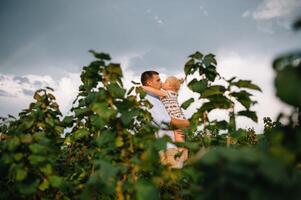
[142,86,167,97]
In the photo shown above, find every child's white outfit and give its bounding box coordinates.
[160,90,186,120]
[160,90,188,168]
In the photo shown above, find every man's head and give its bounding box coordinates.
[141,71,162,89]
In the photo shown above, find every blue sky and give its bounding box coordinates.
[0,0,300,132]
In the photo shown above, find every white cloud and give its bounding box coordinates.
[144,9,164,25]
[242,0,301,32]
[215,50,292,132]
[154,15,164,25]
[0,72,81,117]
[256,22,275,34]
[242,10,251,18]
[252,0,301,21]
[0,53,144,118]
[199,6,208,16]
[114,52,145,89]
[146,9,152,14]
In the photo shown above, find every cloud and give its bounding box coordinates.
[242,10,251,18]
[252,0,301,21]
[0,72,81,116]
[144,9,164,25]
[0,52,144,118]
[114,52,145,88]
[242,0,301,32]
[199,6,208,16]
[154,15,164,25]
[215,50,292,132]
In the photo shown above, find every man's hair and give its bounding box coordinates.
[140,71,159,86]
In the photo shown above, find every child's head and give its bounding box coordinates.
[162,76,184,92]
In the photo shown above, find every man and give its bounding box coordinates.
[140,71,189,168]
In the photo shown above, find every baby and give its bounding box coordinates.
[142,76,188,162]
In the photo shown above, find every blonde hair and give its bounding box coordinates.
[165,76,184,92]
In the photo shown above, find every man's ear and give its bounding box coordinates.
[146,79,152,86]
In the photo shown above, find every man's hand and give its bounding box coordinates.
[170,118,190,129]
[174,129,185,142]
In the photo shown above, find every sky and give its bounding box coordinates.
[0,0,300,132]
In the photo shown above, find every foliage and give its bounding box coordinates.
[0,88,65,199]
[1,17,301,199]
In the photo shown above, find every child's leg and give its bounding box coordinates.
[174,129,189,162]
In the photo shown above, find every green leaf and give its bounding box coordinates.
[29,155,46,165]
[203,54,217,67]
[29,143,47,154]
[181,98,194,110]
[121,109,140,126]
[200,95,233,112]
[8,114,16,119]
[212,120,228,130]
[55,126,64,134]
[230,90,253,110]
[184,59,195,75]
[62,116,73,127]
[206,94,233,103]
[227,77,236,83]
[45,117,55,127]
[201,85,226,98]
[74,107,90,117]
[91,102,116,120]
[191,51,204,60]
[14,153,24,161]
[18,180,40,195]
[21,117,35,130]
[74,128,89,139]
[127,86,135,95]
[46,86,54,91]
[115,136,124,147]
[153,138,166,151]
[131,80,140,85]
[39,164,53,175]
[188,79,208,93]
[107,83,126,98]
[49,176,64,188]
[8,136,21,151]
[38,179,49,191]
[275,66,301,107]
[237,110,258,122]
[95,131,116,147]
[107,63,122,77]
[293,18,301,30]
[33,92,42,101]
[204,65,218,81]
[89,50,111,60]
[15,168,28,181]
[93,160,120,191]
[91,115,106,129]
[135,86,147,99]
[231,80,262,92]
[136,180,159,200]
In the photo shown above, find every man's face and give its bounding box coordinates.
[147,74,162,90]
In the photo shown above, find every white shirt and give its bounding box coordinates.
[145,93,176,149]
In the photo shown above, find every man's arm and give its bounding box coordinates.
[170,118,190,129]
[142,86,167,97]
